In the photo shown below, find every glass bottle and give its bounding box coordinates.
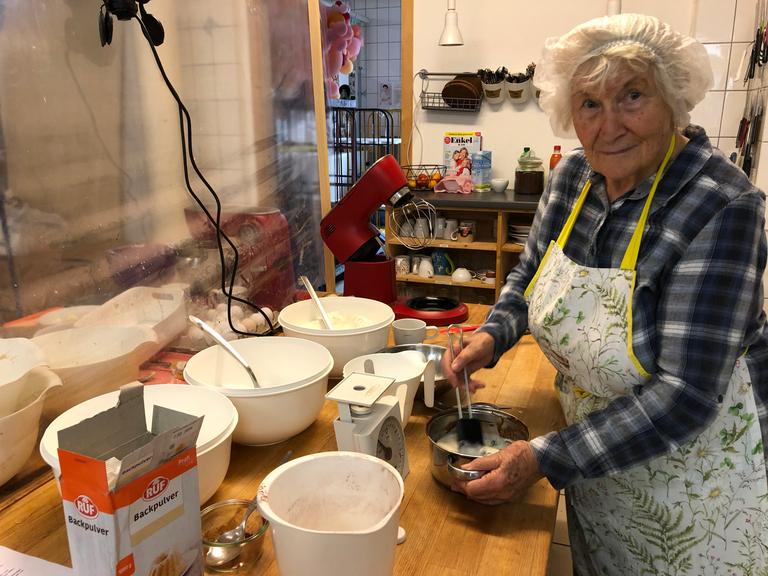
[515,148,544,196]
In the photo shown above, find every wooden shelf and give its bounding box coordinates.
[396,273,496,289]
[388,237,497,251]
[502,242,525,253]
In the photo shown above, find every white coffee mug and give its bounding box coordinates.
[392,318,439,345]
[418,258,434,278]
[435,217,446,239]
[443,219,459,240]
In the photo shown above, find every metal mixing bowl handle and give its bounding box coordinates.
[447,456,487,481]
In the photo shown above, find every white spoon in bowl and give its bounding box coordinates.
[299,275,335,330]
[188,315,259,388]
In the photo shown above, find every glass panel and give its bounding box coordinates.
[0,0,324,491]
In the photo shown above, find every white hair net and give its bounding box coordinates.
[535,13,713,138]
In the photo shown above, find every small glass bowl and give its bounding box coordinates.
[201,499,269,573]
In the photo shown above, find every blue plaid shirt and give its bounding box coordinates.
[478,126,768,489]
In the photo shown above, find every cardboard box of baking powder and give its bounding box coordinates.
[57,384,204,576]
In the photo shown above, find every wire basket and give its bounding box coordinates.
[401,165,447,191]
[420,91,481,112]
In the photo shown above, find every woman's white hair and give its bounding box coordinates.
[535,13,713,137]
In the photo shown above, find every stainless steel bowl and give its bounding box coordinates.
[425,406,529,488]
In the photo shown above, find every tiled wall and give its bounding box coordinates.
[347,0,401,135]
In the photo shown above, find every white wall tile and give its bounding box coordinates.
[212,26,237,64]
[387,24,400,42]
[195,101,218,136]
[215,1,235,27]
[718,137,738,158]
[190,28,214,65]
[694,0,736,42]
[622,0,694,36]
[720,90,748,137]
[367,60,379,76]
[388,59,400,76]
[690,90,726,137]
[214,64,240,100]
[388,6,400,23]
[754,140,768,192]
[365,43,378,61]
[733,0,757,42]
[193,64,217,101]
[367,27,378,43]
[376,7,388,24]
[705,43,731,90]
[727,42,752,89]
[217,101,241,136]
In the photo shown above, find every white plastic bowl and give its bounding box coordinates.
[0,367,62,488]
[278,297,395,377]
[39,384,238,505]
[184,337,333,446]
[32,325,158,421]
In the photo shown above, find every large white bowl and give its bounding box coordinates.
[0,367,62,488]
[32,325,158,421]
[183,337,333,445]
[75,286,186,353]
[278,297,395,377]
[39,384,238,505]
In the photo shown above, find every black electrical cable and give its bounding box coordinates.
[132,16,275,336]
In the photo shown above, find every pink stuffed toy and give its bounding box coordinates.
[322,1,364,98]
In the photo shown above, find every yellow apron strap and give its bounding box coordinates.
[555,180,592,248]
[619,134,676,270]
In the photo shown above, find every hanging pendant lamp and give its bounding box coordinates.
[438,0,463,46]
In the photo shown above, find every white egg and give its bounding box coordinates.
[232,320,246,333]
[251,313,267,330]
[215,302,229,313]
[240,316,258,332]
[261,307,274,322]
[229,306,245,320]
[205,308,218,321]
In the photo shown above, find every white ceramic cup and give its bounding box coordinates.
[418,258,434,278]
[443,219,459,240]
[451,267,474,283]
[414,218,430,239]
[394,255,410,276]
[435,217,446,239]
[392,318,439,345]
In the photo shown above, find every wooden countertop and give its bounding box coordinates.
[0,304,563,575]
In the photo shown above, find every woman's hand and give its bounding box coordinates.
[440,331,495,392]
[451,441,543,505]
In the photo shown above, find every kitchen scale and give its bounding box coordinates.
[326,372,409,479]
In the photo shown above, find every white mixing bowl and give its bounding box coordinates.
[278,297,394,377]
[0,367,62,488]
[39,384,237,505]
[183,337,333,445]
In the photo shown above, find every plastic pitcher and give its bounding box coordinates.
[257,452,404,576]
[342,351,436,424]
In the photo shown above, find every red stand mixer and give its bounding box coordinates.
[321,154,469,325]
[321,154,413,304]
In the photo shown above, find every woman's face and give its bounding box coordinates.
[570,65,674,196]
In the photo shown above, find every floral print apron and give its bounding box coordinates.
[525,136,768,575]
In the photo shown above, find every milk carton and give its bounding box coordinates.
[57,384,204,576]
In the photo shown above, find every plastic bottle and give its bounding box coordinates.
[549,145,562,170]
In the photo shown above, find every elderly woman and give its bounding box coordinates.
[444,13,768,575]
